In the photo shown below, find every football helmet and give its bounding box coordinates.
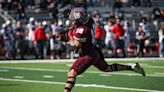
[69,7,89,25]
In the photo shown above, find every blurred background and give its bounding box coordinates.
[0,0,164,60]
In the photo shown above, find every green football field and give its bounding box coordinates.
[0,59,164,92]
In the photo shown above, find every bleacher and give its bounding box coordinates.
[153,0,164,7]
[0,0,163,58]
[2,0,163,24]
[0,16,4,29]
[8,9,52,23]
[95,0,164,7]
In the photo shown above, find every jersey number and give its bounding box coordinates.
[76,28,84,34]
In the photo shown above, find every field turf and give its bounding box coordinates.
[0,59,164,92]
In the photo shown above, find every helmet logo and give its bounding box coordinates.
[73,13,81,19]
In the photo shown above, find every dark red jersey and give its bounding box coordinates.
[69,17,108,75]
[70,17,96,54]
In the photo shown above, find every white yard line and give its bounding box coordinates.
[0,59,75,63]
[77,75,84,77]
[13,76,24,79]
[154,72,164,75]
[0,69,9,72]
[0,58,164,63]
[1,66,164,77]
[0,77,163,92]
[42,75,54,78]
[0,66,68,72]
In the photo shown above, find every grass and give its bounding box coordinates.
[0,60,164,92]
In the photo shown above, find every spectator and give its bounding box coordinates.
[136,26,148,57]
[59,0,70,7]
[16,3,26,20]
[152,5,162,30]
[34,22,47,59]
[0,24,6,58]
[131,0,141,7]
[48,2,59,19]
[64,20,75,59]
[121,0,129,7]
[52,31,65,59]
[34,0,42,11]
[14,21,25,60]
[139,17,148,32]
[51,19,58,36]
[113,0,123,14]
[42,20,50,38]
[42,20,51,58]
[26,17,37,44]
[53,20,66,59]
[139,17,151,55]
[0,33,4,52]
[152,5,162,21]
[6,0,12,10]
[50,19,67,59]
[142,0,152,7]
[108,11,116,24]
[63,5,71,18]
[39,0,48,9]
[95,21,104,48]
[74,0,87,9]
[19,0,27,9]
[0,0,3,8]
[124,20,133,56]
[28,0,35,8]
[0,24,6,35]
[162,8,164,22]
[104,19,114,50]
[86,0,94,6]
[118,11,124,20]
[92,10,102,23]
[26,17,37,58]
[50,19,58,59]
[50,20,58,59]
[11,0,19,9]
[118,12,125,25]
[158,23,164,58]
[2,20,15,59]
[112,18,126,58]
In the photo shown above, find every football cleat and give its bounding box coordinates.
[132,63,146,76]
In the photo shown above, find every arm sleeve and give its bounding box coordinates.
[68,29,73,40]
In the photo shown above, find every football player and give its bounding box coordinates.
[63,7,146,92]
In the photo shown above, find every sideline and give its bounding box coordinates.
[0,58,164,63]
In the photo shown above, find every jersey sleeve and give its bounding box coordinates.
[73,26,87,42]
[68,29,74,41]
